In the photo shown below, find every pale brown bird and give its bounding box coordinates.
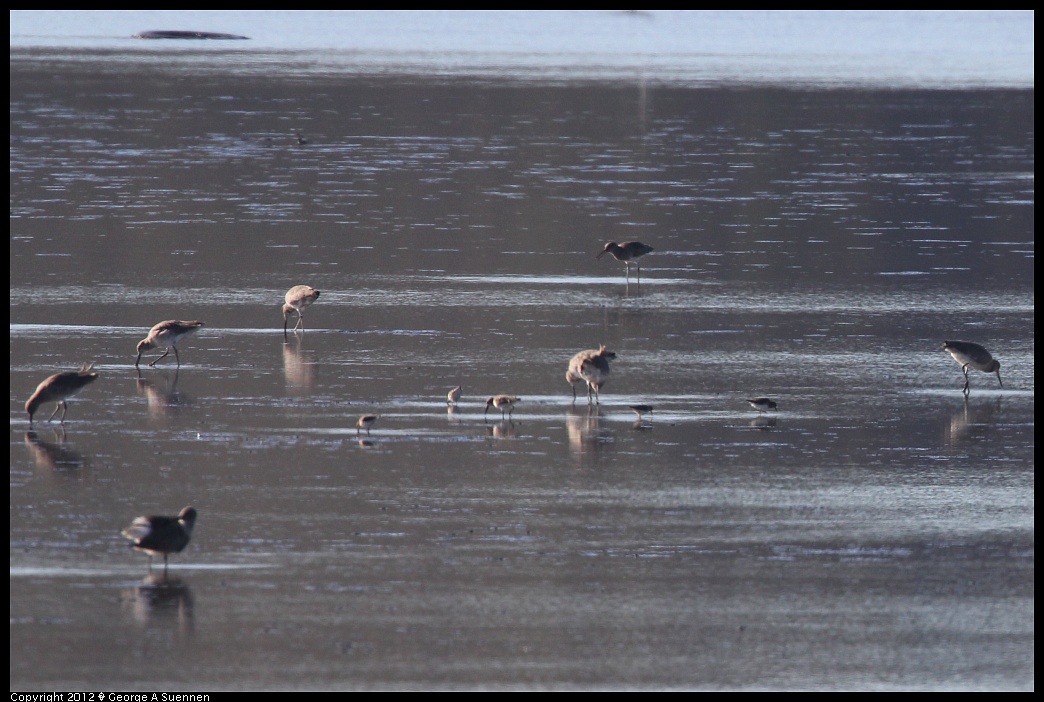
[122,506,197,572]
[283,285,321,332]
[136,320,204,368]
[25,363,99,425]
[567,345,617,404]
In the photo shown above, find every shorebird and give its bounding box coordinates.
[283,285,321,333]
[597,241,654,279]
[122,506,197,572]
[447,386,462,405]
[629,404,654,420]
[567,345,617,404]
[943,340,1002,394]
[356,414,380,434]
[485,395,520,420]
[136,320,204,368]
[747,398,778,412]
[25,363,99,425]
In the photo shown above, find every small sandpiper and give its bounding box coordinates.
[484,395,520,420]
[356,414,380,435]
[747,398,777,412]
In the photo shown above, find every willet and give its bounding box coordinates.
[283,285,321,333]
[136,320,204,368]
[122,506,197,572]
[447,386,462,405]
[567,345,617,404]
[597,241,654,280]
[485,395,520,420]
[747,398,778,412]
[943,340,1002,394]
[25,363,99,425]
[356,414,380,434]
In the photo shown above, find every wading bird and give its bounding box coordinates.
[25,363,99,425]
[747,398,777,412]
[283,285,321,333]
[121,506,197,572]
[629,404,654,420]
[485,395,520,420]
[567,345,617,404]
[943,340,1002,394]
[356,414,380,435]
[597,241,654,280]
[136,320,205,368]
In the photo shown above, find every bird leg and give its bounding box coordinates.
[149,348,171,367]
[47,402,65,422]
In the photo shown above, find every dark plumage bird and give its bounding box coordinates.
[122,506,197,572]
[747,398,777,412]
[25,363,99,425]
[629,404,654,420]
[567,345,617,404]
[943,340,1002,394]
[136,320,205,368]
[597,241,654,279]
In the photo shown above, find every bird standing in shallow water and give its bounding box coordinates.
[25,363,99,425]
[943,340,1002,394]
[629,404,654,420]
[597,241,654,280]
[283,285,321,333]
[136,320,204,368]
[356,414,380,434]
[122,506,197,572]
[485,395,520,420]
[447,386,462,405]
[747,398,777,412]
[567,345,617,404]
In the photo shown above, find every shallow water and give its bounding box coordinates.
[8,40,1034,691]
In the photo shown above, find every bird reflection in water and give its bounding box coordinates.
[136,368,190,422]
[749,415,778,430]
[946,396,1002,448]
[486,420,519,440]
[565,405,610,459]
[282,333,317,393]
[24,427,87,476]
[122,573,194,636]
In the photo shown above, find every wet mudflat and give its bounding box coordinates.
[9,56,1033,690]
